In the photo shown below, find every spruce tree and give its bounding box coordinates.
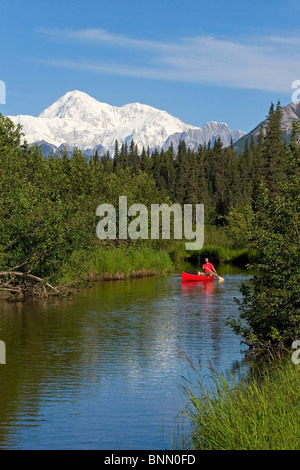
[262,101,287,187]
[175,140,188,203]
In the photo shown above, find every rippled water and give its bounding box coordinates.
[0,265,251,449]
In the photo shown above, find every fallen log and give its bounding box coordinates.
[0,271,63,296]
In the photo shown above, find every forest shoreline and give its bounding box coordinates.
[0,243,255,301]
[0,246,173,301]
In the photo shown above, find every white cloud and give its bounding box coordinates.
[34,28,300,92]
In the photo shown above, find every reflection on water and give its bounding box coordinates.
[0,267,251,449]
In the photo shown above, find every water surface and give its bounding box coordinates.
[0,265,250,449]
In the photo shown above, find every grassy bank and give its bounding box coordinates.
[182,358,300,450]
[168,224,258,267]
[0,246,173,300]
[169,242,259,267]
[59,246,173,285]
[189,246,259,266]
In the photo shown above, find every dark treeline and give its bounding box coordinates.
[96,102,289,226]
[99,137,246,225]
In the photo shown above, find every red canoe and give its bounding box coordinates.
[181,271,215,282]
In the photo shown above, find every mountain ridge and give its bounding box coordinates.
[8,90,245,157]
[234,101,300,152]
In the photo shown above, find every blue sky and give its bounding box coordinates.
[1,0,300,132]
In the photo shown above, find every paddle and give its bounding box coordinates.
[206,268,225,282]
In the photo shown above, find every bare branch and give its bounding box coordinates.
[0,271,63,296]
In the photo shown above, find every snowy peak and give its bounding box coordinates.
[39,90,118,128]
[8,90,245,156]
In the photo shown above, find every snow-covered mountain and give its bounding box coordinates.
[8,90,245,156]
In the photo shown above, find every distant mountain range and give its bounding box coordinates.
[8,90,245,157]
[234,101,300,152]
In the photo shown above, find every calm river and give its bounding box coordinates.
[0,265,251,449]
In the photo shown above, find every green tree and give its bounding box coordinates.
[175,139,188,203]
[262,102,288,188]
[229,124,300,350]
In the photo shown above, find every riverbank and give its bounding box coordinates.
[1,241,256,301]
[182,357,300,450]
[62,246,173,283]
[0,246,173,300]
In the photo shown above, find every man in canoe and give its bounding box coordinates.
[202,258,218,276]
[189,257,224,280]
[190,258,224,281]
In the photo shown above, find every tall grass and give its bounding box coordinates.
[89,246,172,278]
[59,245,173,284]
[181,358,300,450]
